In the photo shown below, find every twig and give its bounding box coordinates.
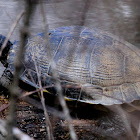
[13,127,34,140]
[136,123,140,140]
[0,104,9,112]
[79,0,91,26]
[0,11,25,57]
[39,1,77,140]
[52,68,78,140]
[21,84,55,97]
[33,58,54,140]
[6,1,36,140]
[0,119,34,140]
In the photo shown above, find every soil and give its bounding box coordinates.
[0,95,139,140]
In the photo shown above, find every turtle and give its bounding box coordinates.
[0,26,140,106]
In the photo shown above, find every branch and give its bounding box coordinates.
[6,1,36,140]
[39,1,77,140]
[0,11,25,57]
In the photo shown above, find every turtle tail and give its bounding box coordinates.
[0,35,13,67]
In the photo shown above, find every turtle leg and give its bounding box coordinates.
[98,112,129,138]
[0,68,13,95]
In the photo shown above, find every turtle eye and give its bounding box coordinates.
[49,33,51,35]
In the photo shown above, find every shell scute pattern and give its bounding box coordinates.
[7,26,140,105]
[52,36,96,84]
[90,46,124,86]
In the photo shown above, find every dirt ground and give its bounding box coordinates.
[1,94,139,140]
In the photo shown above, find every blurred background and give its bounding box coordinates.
[0,0,140,73]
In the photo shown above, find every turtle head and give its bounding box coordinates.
[0,34,13,67]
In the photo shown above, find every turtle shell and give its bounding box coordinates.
[7,26,140,105]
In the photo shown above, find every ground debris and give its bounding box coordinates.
[0,95,139,139]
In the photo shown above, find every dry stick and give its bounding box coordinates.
[21,85,55,97]
[22,78,140,112]
[39,1,78,140]
[21,67,140,112]
[0,119,34,140]
[0,104,9,112]
[33,59,54,140]
[0,11,25,57]
[6,1,36,140]
[27,83,140,111]
[136,123,140,140]
[13,127,34,140]
[52,69,78,140]
[25,60,54,139]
